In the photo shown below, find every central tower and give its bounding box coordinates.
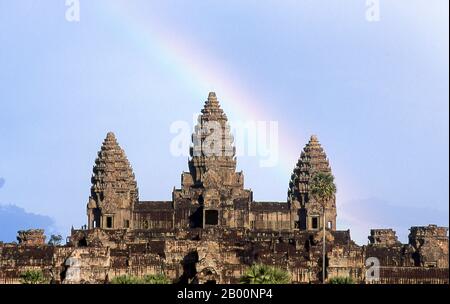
[188,92,237,184]
[173,92,252,228]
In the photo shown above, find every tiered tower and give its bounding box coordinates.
[87,132,138,229]
[288,135,336,231]
[173,92,252,228]
[188,91,237,184]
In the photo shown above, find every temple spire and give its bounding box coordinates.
[106,131,116,141]
[289,135,331,198]
[87,132,138,229]
[200,91,227,121]
[188,92,236,184]
[288,135,336,230]
[169,92,253,228]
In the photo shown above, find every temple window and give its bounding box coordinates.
[327,221,332,229]
[312,217,319,229]
[205,210,219,225]
[106,216,113,228]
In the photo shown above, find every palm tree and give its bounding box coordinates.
[309,172,337,284]
[240,264,290,284]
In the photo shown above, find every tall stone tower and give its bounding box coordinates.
[87,132,138,229]
[188,92,237,184]
[288,135,337,231]
[173,92,252,228]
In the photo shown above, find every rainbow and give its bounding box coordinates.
[89,2,367,234]
[95,3,304,177]
[94,3,362,209]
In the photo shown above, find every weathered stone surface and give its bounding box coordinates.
[369,229,402,247]
[409,225,449,268]
[17,229,46,246]
[288,135,337,231]
[87,132,138,230]
[0,93,448,284]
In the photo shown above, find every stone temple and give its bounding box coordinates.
[0,92,448,284]
[86,92,336,233]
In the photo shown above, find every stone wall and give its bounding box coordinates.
[0,225,448,284]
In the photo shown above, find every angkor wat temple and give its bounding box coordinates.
[0,93,448,284]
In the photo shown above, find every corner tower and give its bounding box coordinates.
[288,135,337,231]
[87,132,138,229]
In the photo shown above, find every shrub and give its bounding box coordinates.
[20,270,46,284]
[110,275,143,284]
[143,274,171,284]
[328,276,355,284]
[110,274,171,284]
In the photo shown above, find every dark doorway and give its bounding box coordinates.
[204,210,219,226]
[78,237,87,247]
[93,208,101,228]
[412,252,421,266]
[312,217,319,229]
[189,206,203,228]
[298,208,307,230]
[106,216,113,228]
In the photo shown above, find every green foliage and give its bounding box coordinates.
[110,274,171,284]
[143,274,171,284]
[240,264,291,284]
[110,275,142,284]
[20,270,46,284]
[309,172,337,204]
[48,234,63,246]
[328,276,355,284]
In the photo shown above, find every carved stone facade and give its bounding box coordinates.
[0,93,448,284]
[288,135,337,231]
[120,93,333,232]
[409,225,449,268]
[16,229,46,246]
[368,229,402,247]
[87,132,138,230]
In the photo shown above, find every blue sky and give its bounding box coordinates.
[0,0,448,244]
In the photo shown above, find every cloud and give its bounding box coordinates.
[0,178,5,189]
[0,204,57,243]
[338,197,448,245]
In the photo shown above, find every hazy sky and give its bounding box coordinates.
[0,0,448,244]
